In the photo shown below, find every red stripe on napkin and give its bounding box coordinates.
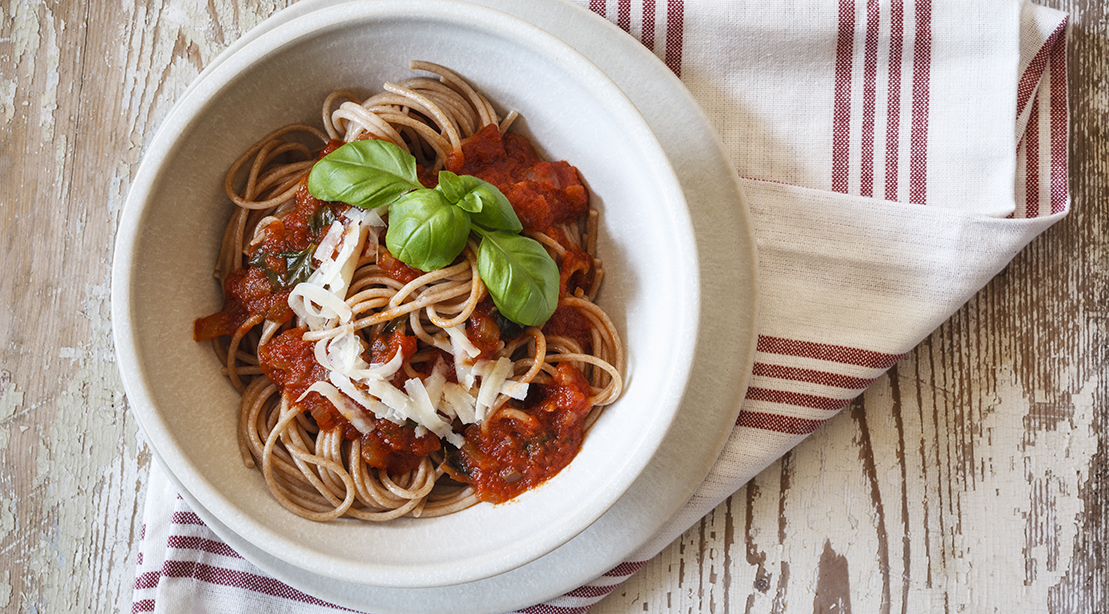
[665,0,684,76]
[520,605,591,614]
[885,0,905,200]
[737,412,828,435]
[832,0,855,193]
[756,335,905,369]
[1025,99,1041,218]
[1018,18,1068,220]
[909,0,932,204]
[745,387,854,412]
[642,0,656,49]
[171,510,207,526]
[861,0,881,198]
[166,534,244,558]
[1017,21,1065,116]
[1048,26,1067,214]
[162,560,361,610]
[563,584,622,599]
[752,363,876,390]
[134,571,161,590]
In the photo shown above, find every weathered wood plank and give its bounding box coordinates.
[0,1,293,610]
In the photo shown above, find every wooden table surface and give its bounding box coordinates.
[2,0,1105,612]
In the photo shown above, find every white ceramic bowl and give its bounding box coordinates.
[112,0,699,588]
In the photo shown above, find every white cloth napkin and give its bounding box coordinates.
[131,0,1070,612]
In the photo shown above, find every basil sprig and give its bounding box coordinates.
[474,229,559,327]
[307,139,421,209]
[308,140,560,326]
[385,189,472,271]
[249,244,317,289]
[437,171,523,232]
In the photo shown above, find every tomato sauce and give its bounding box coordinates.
[445,362,593,503]
[370,326,419,389]
[543,226,595,298]
[377,247,425,284]
[542,304,594,355]
[258,327,333,426]
[193,267,293,340]
[446,124,589,234]
[359,415,441,474]
[465,299,504,359]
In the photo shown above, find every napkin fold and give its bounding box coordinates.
[131,0,1070,612]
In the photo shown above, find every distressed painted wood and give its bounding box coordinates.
[0,0,1103,612]
[0,2,293,610]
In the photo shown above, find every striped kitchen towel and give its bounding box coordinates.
[132,0,1070,612]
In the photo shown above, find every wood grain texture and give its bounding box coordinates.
[0,1,288,610]
[0,0,1103,612]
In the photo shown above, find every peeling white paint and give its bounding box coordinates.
[0,498,15,541]
[24,275,144,611]
[952,368,1098,611]
[0,371,24,422]
[0,79,15,124]
[109,161,132,221]
[0,570,11,609]
[9,1,40,81]
[59,347,81,360]
[37,6,60,143]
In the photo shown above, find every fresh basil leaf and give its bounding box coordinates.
[475,230,559,326]
[437,171,522,232]
[308,140,421,209]
[436,171,476,211]
[385,189,471,271]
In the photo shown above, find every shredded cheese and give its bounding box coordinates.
[474,357,514,423]
[442,383,478,424]
[283,214,530,445]
[300,381,377,435]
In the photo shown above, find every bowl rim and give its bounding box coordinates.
[111,0,701,588]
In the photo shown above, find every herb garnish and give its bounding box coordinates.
[306,139,421,209]
[308,140,559,326]
[282,245,317,287]
[250,244,317,288]
[307,205,336,236]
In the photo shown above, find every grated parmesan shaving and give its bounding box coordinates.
[294,300,529,448]
[300,381,376,435]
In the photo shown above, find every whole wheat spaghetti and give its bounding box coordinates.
[195,62,623,522]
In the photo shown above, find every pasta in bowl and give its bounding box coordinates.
[113,0,697,588]
[195,62,625,522]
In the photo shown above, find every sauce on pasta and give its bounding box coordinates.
[194,62,623,521]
